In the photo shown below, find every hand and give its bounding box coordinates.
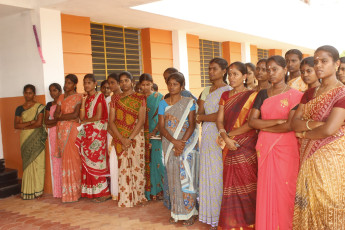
[224,137,239,151]
[313,121,325,129]
[82,93,88,101]
[196,115,202,124]
[277,119,287,125]
[295,132,304,138]
[172,139,185,156]
[121,137,132,150]
[149,130,157,138]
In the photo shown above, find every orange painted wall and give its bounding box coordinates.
[141,28,173,95]
[0,95,52,194]
[61,14,93,93]
[222,41,242,64]
[250,45,258,64]
[303,54,311,58]
[269,49,282,56]
[187,34,202,98]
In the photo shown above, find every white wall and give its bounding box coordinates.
[0,10,45,98]
[39,8,65,102]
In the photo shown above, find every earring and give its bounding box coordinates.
[243,79,246,83]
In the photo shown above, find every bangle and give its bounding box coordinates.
[302,131,306,138]
[306,119,312,131]
[219,129,226,135]
[80,108,84,111]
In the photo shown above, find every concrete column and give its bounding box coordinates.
[172,30,189,90]
[39,8,65,102]
[241,42,251,63]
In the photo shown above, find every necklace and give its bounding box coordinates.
[314,80,340,97]
[210,83,226,93]
[168,95,182,106]
[270,84,288,96]
[230,87,247,96]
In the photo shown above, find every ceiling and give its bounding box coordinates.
[2,0,345,54]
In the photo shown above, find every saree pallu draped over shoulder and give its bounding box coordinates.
[161,97,199,222]
[76,92,110,198]
[255,89,302,230]
[293,86,345,229]
[20,103,47,200]
[111,92,148,207]
[57,93,82,202]
[218,90,258,230]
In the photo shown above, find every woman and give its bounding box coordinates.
[216,62,258,229]
[300,57,320,89]
[76,74,110,202]
[254,59,271,91]
[198,57,231,229]
[100,79,112,111]
[139,73,165,200]
[245,63,257,90]
[55,74,82,203]
[109,71,147,207]
[158,72,199,226]
[14,84,47,200]
[248,56,303,229]
[107,72,121,200]
[45,83,62,198]
[292,45,345,229]
[338,57,345,84]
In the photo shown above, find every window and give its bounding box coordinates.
[199,39,222,87]
[90,23,142,88]
[257,48,269,60]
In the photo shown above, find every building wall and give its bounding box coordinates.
[269,49,282,56]
[250,45,258,64]
[222,41,242,65]
[187,34,202,98]
[61,14,93,93]
[141,28,173,96]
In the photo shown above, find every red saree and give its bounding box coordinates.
[218,90,258,230]
[76,92,110,198]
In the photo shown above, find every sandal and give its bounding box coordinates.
[183,216,196,226]
[169,217,177,224]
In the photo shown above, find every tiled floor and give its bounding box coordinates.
[0,195,210,230]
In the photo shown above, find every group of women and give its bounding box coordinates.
[14,44,345,229]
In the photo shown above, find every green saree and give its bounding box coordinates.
[17,103,47,199]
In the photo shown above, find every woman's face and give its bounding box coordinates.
[108,78,120,93]
[167,78,182,95]
[49,86,61,100]
[246,67,255,85]
[24,88,35,102]
[267,60,286,84]
[64,78,76,92]
[140,80,153,94]
[255,62,268,81]
[83,78,97,93]
[286,53,301,74]
[338,63,345,83]
[209,62,226,82]
[101,82,111,97]
[314,50,339,80]
[301,64,318,85]
[119,75,133,92]
[228,66,246,88]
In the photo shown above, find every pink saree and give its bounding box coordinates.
[48,104,62,198]
[255,89,302,230]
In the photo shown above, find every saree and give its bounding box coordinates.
[111,92,147,207]
[218,90,258,230]
[255,89,302,230]
[293,86,345,229]
[146,92,164,200]
[18,103,47,200]
[76,92,110,198]
[288,76,307,92]
[57,93,82,202]
[47,103,62,198]
[160,97,199,221]
[199,85,231,227]
[107,95,118,200]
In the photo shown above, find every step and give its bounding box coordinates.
[0,183,21,199]
[0,168,18,182]
[0,178,19,188]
